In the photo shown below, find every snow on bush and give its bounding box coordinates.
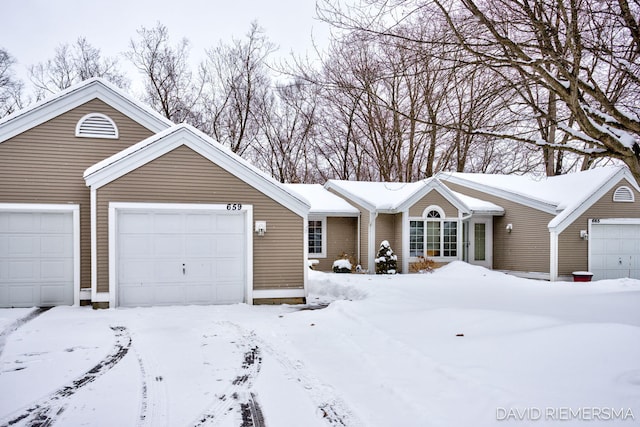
[375,240,397,274]
[332,258,352,273]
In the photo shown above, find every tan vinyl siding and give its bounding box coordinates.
[409,190,458,217]
[327,188,370,270]
[558,178,640,275]
[315,217,358,272]
[446,183,553,273]
[0,99,155,290]
[95,145,304,293]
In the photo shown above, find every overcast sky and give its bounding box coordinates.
[2,0,330,91]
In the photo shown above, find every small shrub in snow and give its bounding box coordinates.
[375,240,397,274]
[409,256,437,274]
[332,258,352,273]
[333,252,356,273]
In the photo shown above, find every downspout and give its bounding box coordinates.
[356,213,361,267]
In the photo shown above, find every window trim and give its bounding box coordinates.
[409,205,459,260]
[308,216,327,258]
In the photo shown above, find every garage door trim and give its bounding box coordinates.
[108,202,253,307]
[0,203,80,306]
[588,218,640,280]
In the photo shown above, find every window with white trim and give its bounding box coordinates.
[411,208,458,258]
[75,113,119,139]
[308,218,326,257]
[613,186,634,202]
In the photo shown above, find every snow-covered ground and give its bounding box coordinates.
[1,262,639,426]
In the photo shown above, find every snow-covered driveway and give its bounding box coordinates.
[1,262,639,426]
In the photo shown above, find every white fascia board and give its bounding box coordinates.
[441,174,558,214]
[397,179,471,215]
[548,168,632,233]
[0,78,173,143]
[310,211,361,217]
[324,181,377,212]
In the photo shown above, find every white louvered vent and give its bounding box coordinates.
[75,113,119,139]
[613,186,634,202]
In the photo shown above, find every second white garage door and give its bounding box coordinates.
[590,220,640,280]
[117,208,246,307]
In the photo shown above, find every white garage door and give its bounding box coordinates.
[117,209,246,307]
[590,222,640,280]
[0,211,75,307]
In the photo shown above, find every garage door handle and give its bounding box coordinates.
[182,263,186,275]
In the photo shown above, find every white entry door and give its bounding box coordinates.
[467,218,493,269]
[590,220,640,280]
[116,207,246,307]
[0,210,75,307]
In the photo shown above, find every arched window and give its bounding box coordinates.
[410,205,457,258]
[75,113,118,139]
[613,186,634,203]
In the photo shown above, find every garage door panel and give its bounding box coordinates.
[117,208,246,307]
[154,213,183,233]
[216,236,244,257]
[119,235,152,257]
[216,214,244,231]
[591,223,640,280]
[41,235,73,256]
[186,213,215,233]
[185,236,214,257]
[154,235,183,257]
[119,212,153,233]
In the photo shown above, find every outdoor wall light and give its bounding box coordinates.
[580,230,589,240]
[255,221,267,236]
[506,223,513,233]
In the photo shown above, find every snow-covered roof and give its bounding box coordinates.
[284,184,360,216]
[324,178,504,215]
[439,166,639,232]
[324,180,425,211]
[452,192,504,214]
[0,78,174,143]
[84,124,311,217]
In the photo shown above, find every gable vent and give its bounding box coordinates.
[75,113,118,139]
[613,186,634,202]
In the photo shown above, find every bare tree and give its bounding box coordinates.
[199,22,275,156]
[126,23,200,124]
[0,48,24,117]
[29,37,127,99]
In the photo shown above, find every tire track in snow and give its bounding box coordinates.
[0,307,51,358]
[0,326,131,427]
[190,322,265,427]
[215,321,362,427]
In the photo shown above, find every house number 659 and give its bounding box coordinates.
[226,203,242,211]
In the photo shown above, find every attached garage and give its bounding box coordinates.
[0,205,79,307]
[589,219,640,280]
[113,204,250,307]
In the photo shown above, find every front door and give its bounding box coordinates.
[467,217,493,269]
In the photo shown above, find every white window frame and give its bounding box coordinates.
[308,216,327,258]
[408,205,459,261]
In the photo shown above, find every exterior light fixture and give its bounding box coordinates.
[506,223,513,233]
[255,221,267,236]
[580,230,588,240]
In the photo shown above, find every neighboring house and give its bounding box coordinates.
[0,78,310,308]
[321,167,640,281]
